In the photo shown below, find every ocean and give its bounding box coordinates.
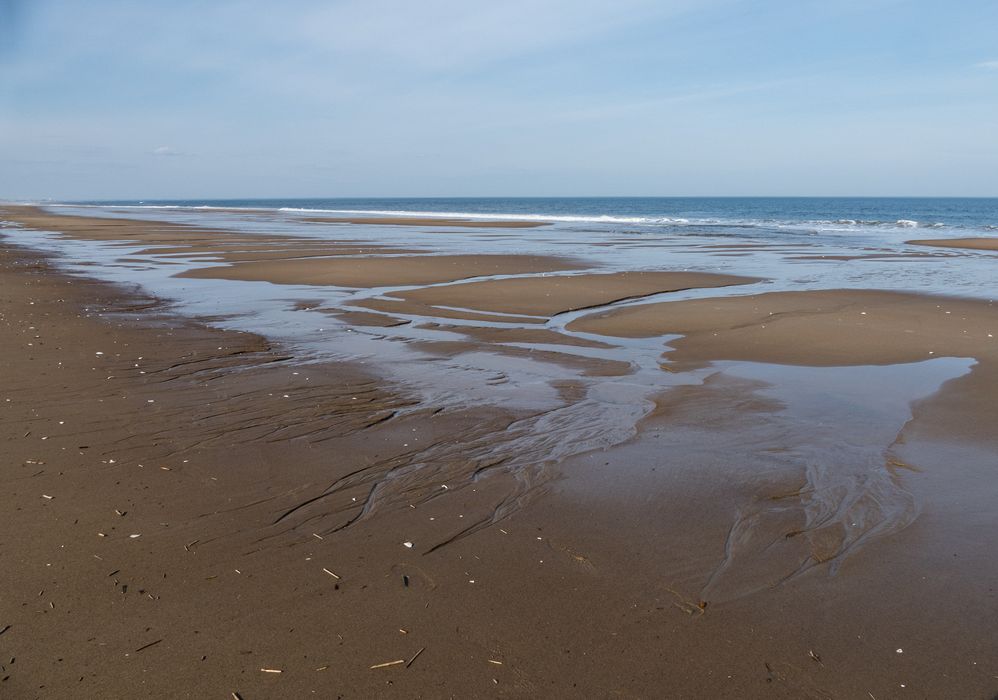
[67,196,998,237]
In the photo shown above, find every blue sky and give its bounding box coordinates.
[1,0,997,198]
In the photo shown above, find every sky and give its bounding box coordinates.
[1,0,997,199]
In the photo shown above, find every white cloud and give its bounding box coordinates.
[151,146,186,157]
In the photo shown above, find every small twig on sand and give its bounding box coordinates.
[322,568,340,580]
[406,647,425,668]
[134,639,163,653]
[260,668,282,673]
[370,659,405,669]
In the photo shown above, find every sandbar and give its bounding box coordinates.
[177,254,586,288]
[908,237,998,251]
[379,270,760,318]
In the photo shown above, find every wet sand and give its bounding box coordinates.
[375,270,759,317]
[7,206,419,260]
[2,206,998,698]
[177,254,585,288]
[569,288,996,364]
[908,237,998,251]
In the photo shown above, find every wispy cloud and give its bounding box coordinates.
[976,60,998,70]
[151,146,189,157]
[296,0,700,72]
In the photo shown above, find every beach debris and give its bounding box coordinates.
[134,639,163,653]
[231,693,244,700]
[808,650,822,665]
[406,647,425,668]
[128,534,141,539]
[886,458,917,472]
[322,568,340,580]
[184,540,199,551]
[370,659,405,669]
[312,533,324,540]
[41,494,54,500]
[488,659,503,665]
[403,541,413,549]
[0,625,10,637]
[896,648,903,654]
[260,668,282,673]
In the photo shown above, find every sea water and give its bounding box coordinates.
[60,196,998,236]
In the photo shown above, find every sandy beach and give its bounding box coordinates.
[2,205,998,698]
[908,236,998,251]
